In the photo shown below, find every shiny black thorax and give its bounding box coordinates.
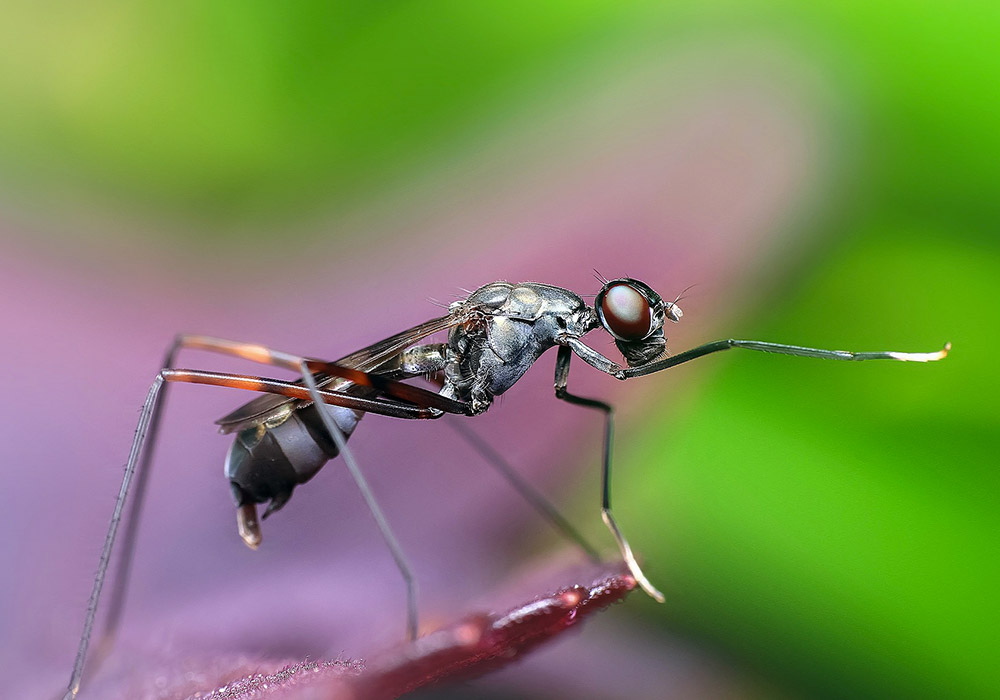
[444,282,598,413]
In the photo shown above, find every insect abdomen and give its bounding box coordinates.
[225,404,362,517]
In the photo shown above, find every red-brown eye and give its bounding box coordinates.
[599,282,652,341]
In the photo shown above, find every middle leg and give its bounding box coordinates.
[553,346,665,602]
[445,418,602,564]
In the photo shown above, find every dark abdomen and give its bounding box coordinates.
[225,403,362,517]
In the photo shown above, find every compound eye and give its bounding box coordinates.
[599,282,653,341]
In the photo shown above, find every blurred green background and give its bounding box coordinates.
[1,2,996,699]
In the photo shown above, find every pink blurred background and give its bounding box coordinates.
[2,50,822,698]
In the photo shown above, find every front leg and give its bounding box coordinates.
[623,339,950,378]
[560,337,626,378]
[560,335,949,381]
[553,346,665,602]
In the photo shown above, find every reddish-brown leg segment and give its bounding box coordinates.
[64,334,468,700]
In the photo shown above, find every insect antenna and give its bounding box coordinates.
[672,283,698,306]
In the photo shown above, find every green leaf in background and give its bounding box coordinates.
[0,1,631,228]
[0,1,997,698]
[622,232,998,700]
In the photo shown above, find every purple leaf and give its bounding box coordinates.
[80,567,634,699]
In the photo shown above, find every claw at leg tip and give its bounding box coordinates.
[637,576,666,603]
[929,342,952,361]
[622,553,665,602]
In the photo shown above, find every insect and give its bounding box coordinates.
[62,277,949,698]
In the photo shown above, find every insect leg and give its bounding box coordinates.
[68,367,456,697]
[160,336,464,644]
[304,358,468,414]
[64,375,166,700]
[298,361,419,641]
[176,334,468,413]
[161,368,460,416]
[91,337,459,686]
[553,346,665,602]
[83,344,176,685]
[416,371,598,560]
[86,334,302,686]
[622,339,951,378]
[445,419,602,564]
[69,334,214,695]
[560,336,949,379]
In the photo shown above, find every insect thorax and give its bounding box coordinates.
[445,282,596,412]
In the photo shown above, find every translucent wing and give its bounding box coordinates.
[215,306,480,432]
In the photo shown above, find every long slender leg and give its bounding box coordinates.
[88,339,183,679]
[71,334,197,696]
[87,337,271,680]
[562,337,949,381]
[420,373,595,556]
[175,334,468,413]
[66,364,460,698]
[63,375,165,700]
[420,375,598,558]
[553,346,665,602]
[623,339,951,378]
[163,368,465,416]
[299,362,419,641]
[304,358,467,413]
[176,336,454,640]
[445,419,601,564]
[90,337,456,681]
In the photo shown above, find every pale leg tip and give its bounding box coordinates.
[636,575,665,603]
[627,563,665,603]
[888,343,951,362]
